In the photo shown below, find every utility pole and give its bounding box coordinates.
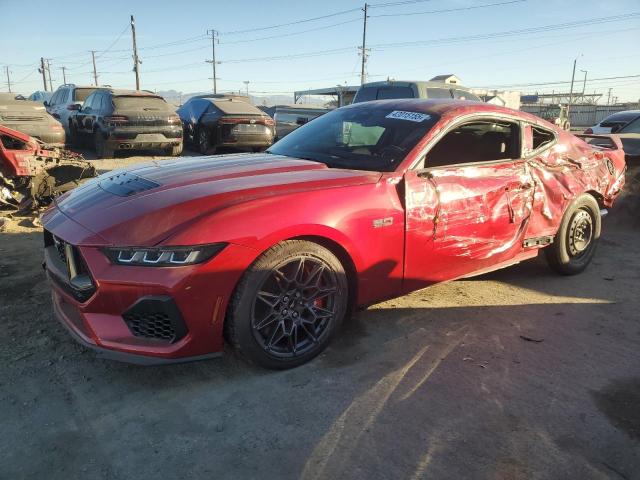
[131,15,141,90]
[60,66,67,84]
[45,59,53,91]
[39,57,48,91]
[243,80,250,98]
[359,3,369,85]
[607,88,612,105]
[568,57,577,109]
[90,50,98,86]
[4,66,11,93]
[206,29,218,94]
[579,69,587,101]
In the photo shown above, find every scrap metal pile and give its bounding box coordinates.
[0,125,96,211]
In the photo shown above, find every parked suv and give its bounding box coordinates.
[69,89,183,158]
[177,97,274,154]
[45,84,102,136]
[353,80,481,103]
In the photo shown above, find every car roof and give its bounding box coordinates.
[600,110,640,123]
[360,80,472,91]
[209,98,264,115]
[343,98,545,123]
[102,89,164,98]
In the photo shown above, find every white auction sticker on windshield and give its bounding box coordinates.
[385,111,431,122]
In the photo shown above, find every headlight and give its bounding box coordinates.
[102,243,227,267]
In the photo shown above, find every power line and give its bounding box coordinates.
[478,74,640,89]
[95,24,129,59]
[369,0,436,8]
[220,7,361,35]
[370,0,526,18]
[220,18,362,44]
[371,12,640,49]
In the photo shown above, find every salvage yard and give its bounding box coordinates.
[1,158,639,480]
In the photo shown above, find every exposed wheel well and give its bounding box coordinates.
[585,190,605,208]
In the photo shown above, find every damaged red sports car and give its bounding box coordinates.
[42,100,626,369]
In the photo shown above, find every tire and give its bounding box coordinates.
[225,240,349,369]
[166,144,183,156]
[545,194,601,275]
[70,123,81,148]
[197,128,210,155]
[94,130,113,159]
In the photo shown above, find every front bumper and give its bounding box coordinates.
[42,216,258,364]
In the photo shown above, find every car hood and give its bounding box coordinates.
[50,153,382,246]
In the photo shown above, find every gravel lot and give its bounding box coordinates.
[1,151,639,480]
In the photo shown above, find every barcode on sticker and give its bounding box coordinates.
[385,111,430,122]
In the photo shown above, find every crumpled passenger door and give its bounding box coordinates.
[403,160,534,291]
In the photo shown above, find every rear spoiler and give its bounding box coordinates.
[575,133,623,151]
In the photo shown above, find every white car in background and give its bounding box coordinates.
[584,110,640,134]
[45,84,102,136]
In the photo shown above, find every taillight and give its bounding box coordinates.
[104,115,129,126]
[584,127,593,134]
[263,117,275,126]
[219,117,250,125]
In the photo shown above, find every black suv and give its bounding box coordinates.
[69,89,183,158]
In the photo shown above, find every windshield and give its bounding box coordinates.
[268,104,438,172]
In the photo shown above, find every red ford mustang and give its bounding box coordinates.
[42,100,626,369]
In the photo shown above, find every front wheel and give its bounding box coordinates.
[545,194,601,275]
[225,240,349,369]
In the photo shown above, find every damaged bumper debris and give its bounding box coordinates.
[0,124,96,211]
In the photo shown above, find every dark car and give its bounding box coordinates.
[0,93,65,146]
[69,89,183,158]
[178,97,274,154]
[353,80,481,104]
[272,105,330,139]
[615,116,640,161]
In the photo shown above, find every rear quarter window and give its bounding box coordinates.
[426,88,453,99]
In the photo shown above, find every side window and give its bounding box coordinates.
[1,134,29,150]
[425,120,521,168]
[83,93,95,111]
[60,89,69,104]
[49,90,61,105]
[532,126,555,150]
[621,117,640,133]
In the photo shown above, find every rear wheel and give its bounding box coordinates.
[545,194,601,275]
[226,240,349,369]
[94,130,113,159]
[197,128,210,154]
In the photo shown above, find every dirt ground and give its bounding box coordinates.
[1,151,639,480]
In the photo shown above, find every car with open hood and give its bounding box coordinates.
[42,99,626,369]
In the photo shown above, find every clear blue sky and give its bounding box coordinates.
[1,0,639,101]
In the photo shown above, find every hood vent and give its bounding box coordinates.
[99,171,160,197]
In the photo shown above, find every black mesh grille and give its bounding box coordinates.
[123,311,177,341]
[122,296,187,344]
